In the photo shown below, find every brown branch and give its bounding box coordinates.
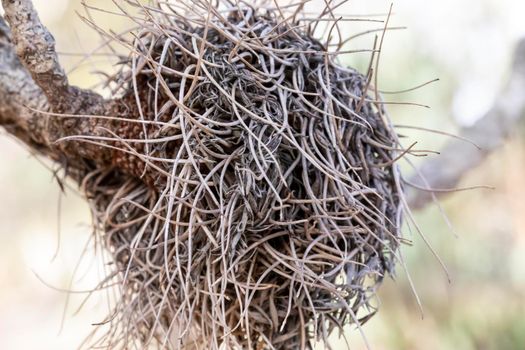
[2,0,70,103]
[0,1,120,176]
[0,14,51,154]
[408,38,525,209]
[1,0,105,114]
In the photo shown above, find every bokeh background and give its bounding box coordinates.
[0,0,524,349]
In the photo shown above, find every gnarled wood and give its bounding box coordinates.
[0,1,132,179]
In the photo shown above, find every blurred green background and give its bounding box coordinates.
[0,0,524,349]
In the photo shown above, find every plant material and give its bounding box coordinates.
[1,0,406,349]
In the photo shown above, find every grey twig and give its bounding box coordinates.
[2,0,69,101]
[408,38,525,208]
[0,13,50,152]
[0,1,118,172]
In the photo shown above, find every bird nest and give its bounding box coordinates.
[77,1,405,349]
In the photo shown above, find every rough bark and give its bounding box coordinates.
[0,0,140,180]
[0,14,50,153]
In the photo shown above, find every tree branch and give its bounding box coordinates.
[1,0,105,114]
[408,38,525,209]
[0,1,119,174]
[0,14,51,154]
[2,0,69,102]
